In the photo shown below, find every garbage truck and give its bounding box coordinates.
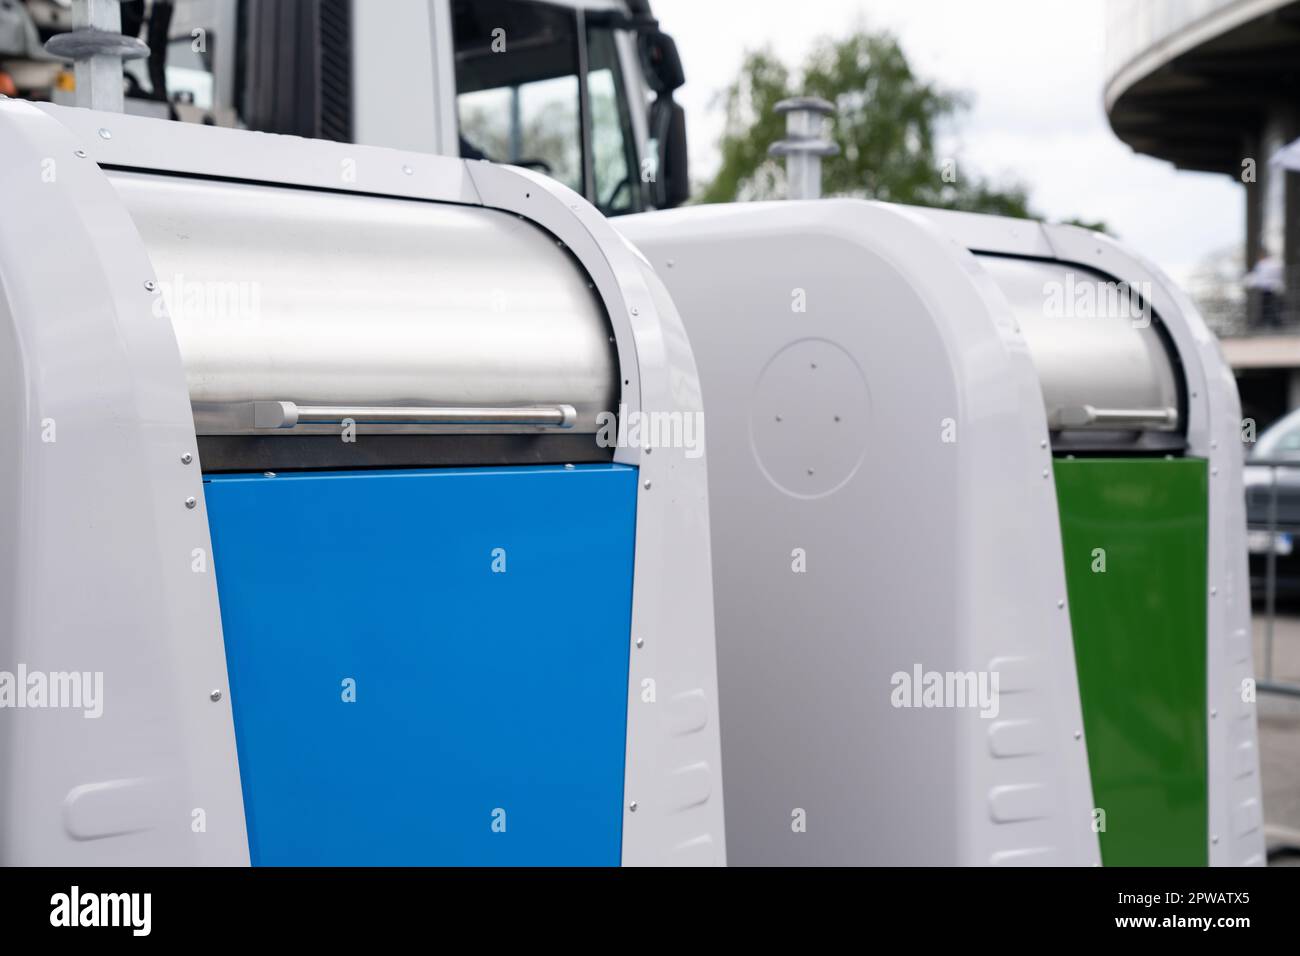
[0,0,691,216]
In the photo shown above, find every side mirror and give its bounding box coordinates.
[638,28,685,95]
[649,98,689,209]
[640,29,688,207]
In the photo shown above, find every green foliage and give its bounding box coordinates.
[701,31,1033,218]
[698,49,793,204]
[1056,217,1112,236]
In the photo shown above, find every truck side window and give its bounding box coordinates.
[586,25,640,215]
[452,0,583,194]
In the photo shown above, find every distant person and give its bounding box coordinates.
[1246,251,1286,327]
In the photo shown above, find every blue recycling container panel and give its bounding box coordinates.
[204,464,638,865]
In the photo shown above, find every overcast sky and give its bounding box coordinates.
[651,0,1244,285]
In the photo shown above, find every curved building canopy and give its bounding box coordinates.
[1106,0,1300,173]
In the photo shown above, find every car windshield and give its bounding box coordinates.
[1252,408,1300,460]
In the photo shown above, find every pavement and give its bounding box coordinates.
[1252,610,1300,865]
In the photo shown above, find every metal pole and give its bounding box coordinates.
[44,0,149,114]
[1258,679,1300,699]
[509,86,522,163]
[769,97,839,200]
[575,8,595,204]
[1266,464,1278,681]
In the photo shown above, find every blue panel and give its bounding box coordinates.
[204,464,638,866]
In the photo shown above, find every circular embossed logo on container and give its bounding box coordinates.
[750,338,869,499]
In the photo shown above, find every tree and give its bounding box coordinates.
[700,31,1036,219]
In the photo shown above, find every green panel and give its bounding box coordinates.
[1054,458,1208,866]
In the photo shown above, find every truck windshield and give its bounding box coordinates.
[451,0,642,215]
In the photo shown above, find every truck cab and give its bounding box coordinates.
[0,0,689,215]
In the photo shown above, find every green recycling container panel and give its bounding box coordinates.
[1055,457,1208,866]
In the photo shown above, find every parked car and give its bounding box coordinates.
[1245,407,1300,599]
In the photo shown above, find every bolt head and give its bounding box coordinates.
[74,148,87,159]
[181,452,193,465]
[210,689,223,702]
[144,280,157,292]
[634,637,644,648]
[643,480,651,490]
[402,165,413,175]
[97,128,112,140]
[185,496,197,509]
[628,801,638,812]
